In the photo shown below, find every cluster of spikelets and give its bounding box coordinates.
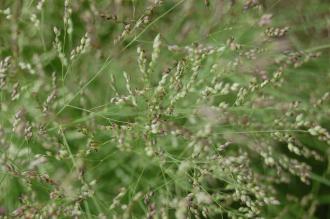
[0,0,329,218]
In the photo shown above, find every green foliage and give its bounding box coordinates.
[0,0,330,218]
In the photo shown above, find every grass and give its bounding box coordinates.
[0,0,330,218]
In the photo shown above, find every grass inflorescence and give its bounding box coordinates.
[0,0,330,218]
